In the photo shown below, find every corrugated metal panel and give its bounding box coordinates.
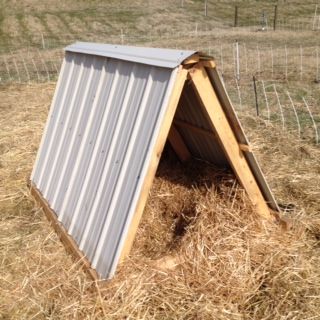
[206,67,279,211]
[31,50,178,279]
[65,42,196,68]
[174,81,227,166]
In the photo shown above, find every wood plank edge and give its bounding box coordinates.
[28,182,104,283]
[119,67,189,261]
[182,54,199,65]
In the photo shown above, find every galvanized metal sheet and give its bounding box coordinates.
[31,50,178,279]
[65,42,196,68]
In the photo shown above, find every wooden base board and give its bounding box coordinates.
[29,182,102,282]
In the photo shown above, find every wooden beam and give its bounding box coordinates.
[119,67,189,261]
[182,54,199,65]
[30,183,102,282]
[175,119,253,155]
[168,125,191,162]
[174,118,215,138]
[239,143,252,152]
[200,59,216,69]
[189,66,274,220]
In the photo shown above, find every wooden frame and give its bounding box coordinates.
[30,57,276,281]
[188,64,273,220]
[168,125,191,162]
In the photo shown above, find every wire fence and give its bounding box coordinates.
[0,41,319,145]
[1,41,320,83]
[223,77,319,144]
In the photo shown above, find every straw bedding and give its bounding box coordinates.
[0,83,319,319]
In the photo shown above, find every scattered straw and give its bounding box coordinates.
[0,84,319,319]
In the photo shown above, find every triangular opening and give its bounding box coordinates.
[127,66,274,261]
[168,79,230,168]
[128,72,240,260]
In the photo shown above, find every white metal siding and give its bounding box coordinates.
[31,51,178,279]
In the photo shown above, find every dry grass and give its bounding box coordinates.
[0,83,320,319]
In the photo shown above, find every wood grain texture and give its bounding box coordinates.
[168,124,191,162]
[189,66,273,220]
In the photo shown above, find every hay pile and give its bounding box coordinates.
[1,84,320,319]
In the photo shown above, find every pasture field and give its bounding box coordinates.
[0,1,320,319]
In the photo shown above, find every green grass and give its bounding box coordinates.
[0,0,318,53]
[34,13,59,42]
[54,12,77,37]
[0,5,10,48]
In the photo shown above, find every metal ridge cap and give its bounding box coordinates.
[65,42,197,68]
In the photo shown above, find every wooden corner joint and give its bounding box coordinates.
[199,59,216,69]
[239,143,252,152]
[182,54,200,65]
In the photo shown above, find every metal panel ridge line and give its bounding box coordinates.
[50,59,109,209]
[65,42,197,69]
[90,66,170,273]
[43,56,90,199]
[31,58,67,182]
[37,56,79,191]
[78,63,140,255]
[58,61,122,226]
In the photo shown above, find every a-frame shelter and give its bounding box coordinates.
[30,42,279,280]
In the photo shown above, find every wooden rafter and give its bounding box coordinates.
[189,65,274,220]
[168,125,191,162]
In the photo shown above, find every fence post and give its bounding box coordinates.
[234,6,238,27]
[220,43,224,75]
[273,5,278,31]
[204,0,208,16]
[120,29,124,45]
[302,97,319,144]
[261,80,270,123]
[253,76,259,116]
[285,45,288,80]
[300,45,303,80]
[256,45,261,74]
[312,5,318,30]
[235,40,240,80]
[273,84,285,130]
[12,57,21,83]
[270,45,274,78]
[37,49,50,81]
[316,47,319,82]
[31,58,41,82]
[3,57,12,81]
[243,42,248,74]
[287,91,301,139]
[41,33,45,49]
[21,55,31,83]
[235,78,242,110]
